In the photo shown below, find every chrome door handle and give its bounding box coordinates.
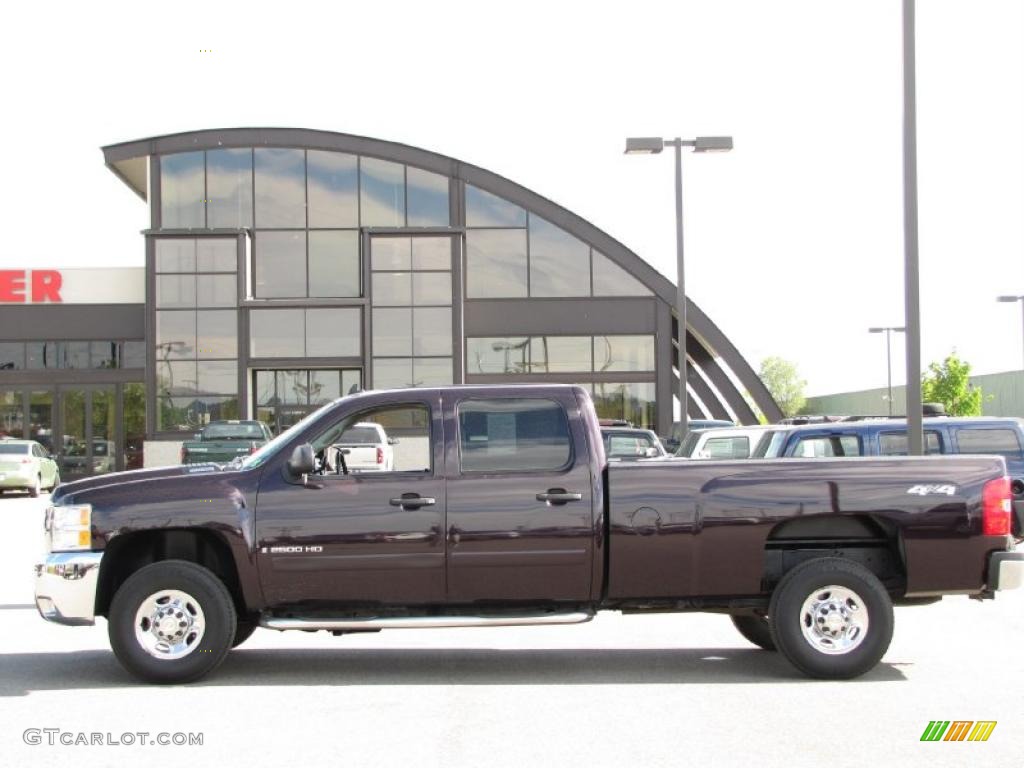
[390,495,436,509]
[536,490,583,504]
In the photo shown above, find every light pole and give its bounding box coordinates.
[997,295,1024,370]
[624,135,733,444]
[869,326,906,417]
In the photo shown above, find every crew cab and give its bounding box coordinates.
[180,420,273,465]
[35,385,1022,684]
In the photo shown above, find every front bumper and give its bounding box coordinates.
[988,550,1024,591]
[34,552,103,626]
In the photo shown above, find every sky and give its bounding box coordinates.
[1,0,1021,397]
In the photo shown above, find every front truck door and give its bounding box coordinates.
[254,394,446,607]
[443,391,597,604]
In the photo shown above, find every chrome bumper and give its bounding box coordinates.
[988,551,1024,591]
[34,552,103,626]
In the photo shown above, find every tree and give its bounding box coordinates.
[759,357,807,418]
[921,352,983,416]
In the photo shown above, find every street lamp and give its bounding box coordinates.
[997,295,1024,371]
[868,326,906,417]
[624,135,733,444]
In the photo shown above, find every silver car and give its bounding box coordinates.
[0,439,60,497]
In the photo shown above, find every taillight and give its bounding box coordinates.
[376,447,384,465]
[20,458,33,464]
[982,476,1012,536]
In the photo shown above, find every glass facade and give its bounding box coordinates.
[0,341,143,370]
[467,335,654,375]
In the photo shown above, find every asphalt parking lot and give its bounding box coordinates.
[1,492,1021,768]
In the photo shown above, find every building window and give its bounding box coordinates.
[160,152,204,229]
[254,148,306,228]
[591,382,656,430]
[370,236,454,389]
[360,157,405,227]
[206,148,253,229]
[594,335,655,372]
[307,151,359,228]
[249,308,361,359]
[407,167,450,227]
[253,368,361,434]
[466,335,654,375]
[253,231,307,298]
[464,184,653,300]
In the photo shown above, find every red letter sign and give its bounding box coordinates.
[0,270,27,302]
[31,270,63,303]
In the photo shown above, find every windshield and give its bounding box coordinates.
[239,400,339,470]
[202,423,265,440]
[0,444,29,455]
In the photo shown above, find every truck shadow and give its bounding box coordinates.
[0,647,908,696]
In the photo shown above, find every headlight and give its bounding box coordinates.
[45,504,92,552]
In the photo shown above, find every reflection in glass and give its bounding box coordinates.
[155,311,196,359]
[309,370,341,404]
[412,237,452,270]
[160,152,204,229]
[591,382,656,429]
[26,342,58,369]
[594,335,655,372]
[0,343,24,370]
[157,396,239,432]
[307,151,358,228]
[155,239,196,273]
[60,390,87,476]
[255,371,276,405]
[157,360,197,395]
[197,360,238,394]
[255,148,306,228]
[91,388,116,474]
[372,272,412,306]
[465,185,526,227]
[371,237,411,271]
[90,342,117,369]
[412,273,452,306]
[305,308,361,357]
[360,157,405,227]
[29,391,52,448]
[277,370,308,404]
[528,215,590,297]
[123,383,146,470]
[372,308,412,356]
[413,358,453,386]
[591,251,652,296]
[249,308,304,358]
[466,230,528,298]
[373,358,413,390]
[156,275,196,308]
[0,391,24,438]
[63,342,91,369]
[308,231,360,298]
[406,167,449,226]
[530,336,592,373]
[196,274,237,308]
[412,308,452,356]
[254,231,306,298]
[206,149,253,229]
[196,311,238,359]
[122,341,146,369]
[197,239,238,272]
[466,337,529,374]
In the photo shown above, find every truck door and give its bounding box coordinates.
[254,393,446,606]
[443,392,597,603]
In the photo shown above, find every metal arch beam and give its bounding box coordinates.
[674,355,731,421]
[679,327,760,424]
[102,127,782,422]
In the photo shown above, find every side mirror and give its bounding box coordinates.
[286,443,315,478]
[388,437,400,446]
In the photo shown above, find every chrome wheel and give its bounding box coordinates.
[134,589,206,660]
[799,585,869,655]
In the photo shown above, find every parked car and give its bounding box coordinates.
[767,417,1024,535]
[601,427,667,460]
[180,421,273,465]
[62,439,116,475]
[35,385,1022,684]
[322,421,397,472]
[0,439,60,496]
[678,425,788,460]
[662,419,735,453]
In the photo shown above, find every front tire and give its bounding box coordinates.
[232,617,259,648]
[108,560,237,684]
[731,613,776,651]
[769,557,893,679]
[28,474,41,498]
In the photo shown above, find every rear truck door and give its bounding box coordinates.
[253,392,447,606]
[443,390,597,603]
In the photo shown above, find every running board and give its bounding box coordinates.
[260,611,594,631]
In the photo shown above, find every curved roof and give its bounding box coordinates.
[102,127,781,423]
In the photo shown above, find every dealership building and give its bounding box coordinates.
[0,128,779,477]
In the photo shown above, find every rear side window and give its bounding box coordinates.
[879,431,943,456]
[955,428,1023,459]
[459,398,572,472]
[790,434,862,458]
[0,444,28,455]
[700,436,750,459]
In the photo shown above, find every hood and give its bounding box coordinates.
[52,463,225,504]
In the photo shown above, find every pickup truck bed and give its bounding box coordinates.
[35,384,1022,684]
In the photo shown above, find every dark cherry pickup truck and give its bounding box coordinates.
[35,385,1022,684]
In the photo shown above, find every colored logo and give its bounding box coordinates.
[920,721,997,742]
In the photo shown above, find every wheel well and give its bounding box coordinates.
[763,514,906,592]
[95,529,246,618]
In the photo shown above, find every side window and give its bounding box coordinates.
[608,435,648,458]
[459,398,572,472]
[310,403,431,474]
[790,434,862,458]
[32,444,42,458]
[700,436,750,459]
[879,431,943,456]
[955,428,1023,460]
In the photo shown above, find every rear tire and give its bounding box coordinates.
[108,560,236,684]
[28,475,41,498]
[769,557,893,680]
[730,613,776,651]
